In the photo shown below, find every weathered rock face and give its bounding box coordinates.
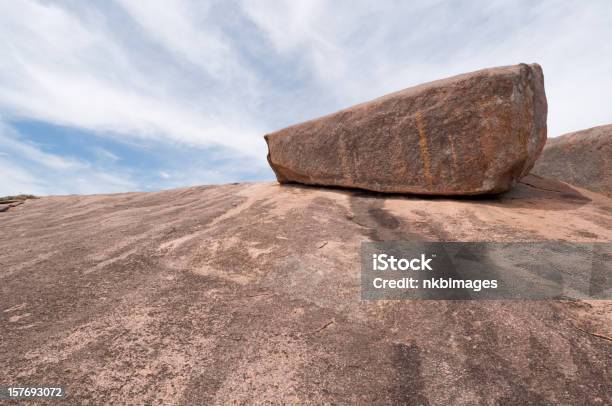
[1,179,611,404]
[533,124,611,196]
[0,195,36,212]
[265,63,547,195]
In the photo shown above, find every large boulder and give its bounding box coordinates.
[532,124,611,196]
[265,63,547,195]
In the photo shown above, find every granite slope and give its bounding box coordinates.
[533,124,612,197]
[1,175,611,405]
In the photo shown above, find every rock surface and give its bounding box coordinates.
[1,176,611,404]
[266,63,547,195]
[533,124,612,196]
[0,194,36,212]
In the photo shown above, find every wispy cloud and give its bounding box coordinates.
[0,120,138,195]
[0,0,265,156]
[0,119,271,196]
[0,123,86,171]
[92,147,120,163]
[116,0,245,81]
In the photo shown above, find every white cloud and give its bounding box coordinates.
[0,155,137,196]
[242,0,348,82]
[0,122,87,171]
[0,0,266,157]
[0,121,137,196]
[0,159,47,196]
[116,0,241,80]
[93,147,120,162]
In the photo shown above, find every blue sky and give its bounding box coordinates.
[1,0,611,196]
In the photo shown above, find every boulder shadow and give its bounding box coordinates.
[277,173,592,212]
